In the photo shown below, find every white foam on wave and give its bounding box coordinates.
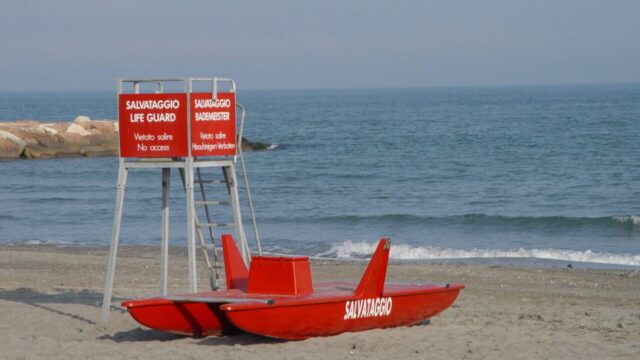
[7,239,72,246]
[612,215,640,225]
[322,241,640,267]
[267,144,279,150]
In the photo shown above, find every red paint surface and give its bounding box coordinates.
[355,239,389,297]
[190,92,236,157]
[118,93,188,157]
[123,282,463,339]
[221,283,463,340]
[122,296,233,337]
[221,234,249,290]
[247,256,314,295]
[122,237,464,339]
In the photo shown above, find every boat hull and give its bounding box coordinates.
[122,297,235,337]
[221,284,463,340]
[121,237,464,339]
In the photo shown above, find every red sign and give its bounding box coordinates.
[118,93,188,158]
[190,92,237,157]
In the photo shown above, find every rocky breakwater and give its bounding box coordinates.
[0,116,118,159]
[0,116,270,159]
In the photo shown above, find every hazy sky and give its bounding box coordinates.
[1,0,639,91]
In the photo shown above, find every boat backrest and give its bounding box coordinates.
[247,255,314,295]
[354,238,391,297]
[221,234,249,290]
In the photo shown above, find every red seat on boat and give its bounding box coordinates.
[247,255,314,295]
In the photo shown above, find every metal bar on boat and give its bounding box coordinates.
[162,295,273,304]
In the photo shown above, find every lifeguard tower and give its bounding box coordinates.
[101,78,261,322]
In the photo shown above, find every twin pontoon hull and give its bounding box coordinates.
[122,292,239,337]
[123,282,463,339]
[122,236,464,340]
[221,283,463,340]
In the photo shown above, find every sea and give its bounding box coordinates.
[1,84,639,269]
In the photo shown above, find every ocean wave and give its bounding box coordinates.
[264,213,640,229]
[6,239,73,246]
[611,215,640,225]
[24,197,82,204]
[319,240,640,266]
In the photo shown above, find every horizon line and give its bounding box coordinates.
[1,80,639,94]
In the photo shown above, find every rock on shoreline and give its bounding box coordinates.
[0,116,270,159]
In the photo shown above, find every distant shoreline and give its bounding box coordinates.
[2,243,638,271]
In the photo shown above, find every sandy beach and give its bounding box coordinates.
[0,245,637,359]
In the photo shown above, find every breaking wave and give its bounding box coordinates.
[6,239,73,246]
[320,240,640,267]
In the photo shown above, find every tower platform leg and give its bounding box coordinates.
[101,160,128,323]
[160,168,170,295]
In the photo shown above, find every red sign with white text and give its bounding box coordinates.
[118,93,188,157]
[190,92,236,157]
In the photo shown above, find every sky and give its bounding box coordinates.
[1,0,639,91]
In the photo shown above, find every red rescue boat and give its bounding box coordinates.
[122,234,463,340]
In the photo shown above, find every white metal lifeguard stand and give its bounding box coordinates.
[101,78,261,322]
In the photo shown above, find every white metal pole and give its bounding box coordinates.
[236,103,261,254]
[185,79,197,292]
[160,168,170,295]
[185,158,197,292]
[239,152,261,255]
[227,164,251,265]
[101,159,128,323]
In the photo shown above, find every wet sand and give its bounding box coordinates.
[1,245,638,359]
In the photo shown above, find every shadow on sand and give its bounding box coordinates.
[99,327,283,346]
[0,287,124,325]
[1,287,283,345]
[97,327,184,342]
